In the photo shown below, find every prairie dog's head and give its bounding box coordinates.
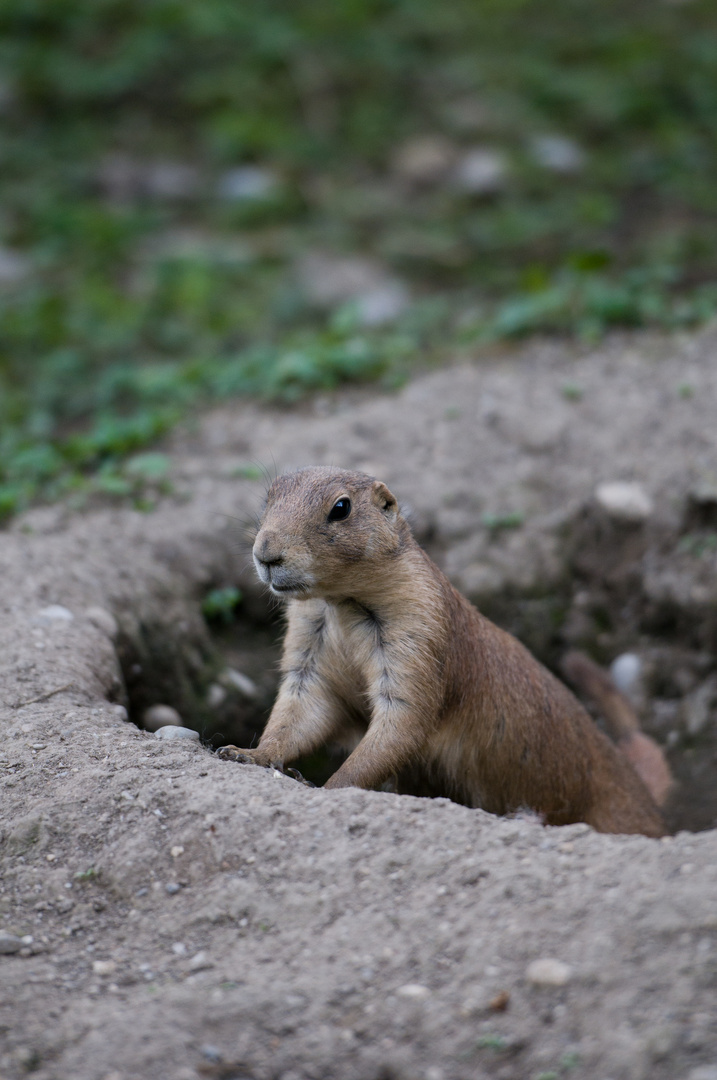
[253,466,408,600]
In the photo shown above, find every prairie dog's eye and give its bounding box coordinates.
[327,497,351,522]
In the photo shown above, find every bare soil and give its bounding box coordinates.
[2,329,717,1080]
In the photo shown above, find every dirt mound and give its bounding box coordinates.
[1,330,717,1079]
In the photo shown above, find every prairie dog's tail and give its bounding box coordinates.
[562,650,674,809]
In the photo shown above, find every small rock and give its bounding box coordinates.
[144,161,200,200]
[110,705,129,722]
[165,882,182,895]
[529,134,585,173]
[97,153,143,202]
[610,653,643,696]
[0,247,30,286]
[171,942,187,956]
[526,958,572,986]
[395,983,431,999]
[217,166,279,202]
[0,932,23,955]
[221,668,259,699]
[594,481,654,524]
[296,251,409,325]
[144,705,183,732]
[92,959,117,976]
[155,725,199,742]
[37,604,74,623]
[170,845,185,858]
[188,950,212,971]
[682,675,717,736]
[452,148,508,195]
[355,282,410,327]
[207,683,227,708]
[200,1045,222,1063]
[85,607,119,640]
[391,135,455,185]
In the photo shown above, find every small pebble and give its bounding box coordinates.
[529,134,585,174]
[36,604,74,623]
[222,668,259,699]
[200,1045,222,1063]
[395,983,431,999]
[171,942,187,956]
[594,481,653,523]
[610,653,642,696]
[170,845,185,858]
[526,958,572,986]
[165,882,182,895]
[92,959,117,976]
[144,704,182,732]
[207,683,227,708]
[154,725,199,742]
[188,950,211,971]
[0,932,24,955]
[452,148,508,195]
[85,607,119,640]
[217,166,278,202]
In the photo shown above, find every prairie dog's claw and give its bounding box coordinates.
[285,767,316,788]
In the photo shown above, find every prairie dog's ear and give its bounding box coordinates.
[371,480,398,516]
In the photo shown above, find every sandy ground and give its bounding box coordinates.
[1,329,717,1080]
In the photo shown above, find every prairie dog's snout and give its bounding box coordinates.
[253,529,284,573]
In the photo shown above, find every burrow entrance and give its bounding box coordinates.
[112,517,717,835]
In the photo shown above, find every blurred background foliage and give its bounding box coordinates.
[1,0,717,516]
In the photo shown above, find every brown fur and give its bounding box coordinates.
[219,467,665,837]
[561,651,674,809]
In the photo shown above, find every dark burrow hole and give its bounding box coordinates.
[113,574,717,836]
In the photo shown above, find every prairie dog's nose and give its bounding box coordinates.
[253,530,284,567]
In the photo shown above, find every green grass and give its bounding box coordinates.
[2,0,717,519]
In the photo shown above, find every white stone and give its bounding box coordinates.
[221,668,259,699]
[610,653,642,696]
[526,958,572,986]
[297,251,409,326]
[143,705,182,732]
[594,481,654,523]
[354,282,410,327]
[391,136,455,185]
[144,161,200,200]
[682,676,717,736]
[208,683,227,708]
[396,983,431,999]
[0,932,23,955]
[0,247,30,285]
[85,607,119,640]
[452,149,508,195]
[154,725,199,742]
[530,135,585,174]
[92,959,117,976]
[217,166,279,202]
[37,604,74,622]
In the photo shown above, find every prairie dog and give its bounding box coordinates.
[219,467,665,837]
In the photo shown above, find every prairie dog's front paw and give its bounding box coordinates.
[216,746,266,765]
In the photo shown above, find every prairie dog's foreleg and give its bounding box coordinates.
[219,604,343,768]
[324,639,439,790]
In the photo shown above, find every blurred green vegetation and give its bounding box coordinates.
[2,0,717,518]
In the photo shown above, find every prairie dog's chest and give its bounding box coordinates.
[325,599,385,672]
